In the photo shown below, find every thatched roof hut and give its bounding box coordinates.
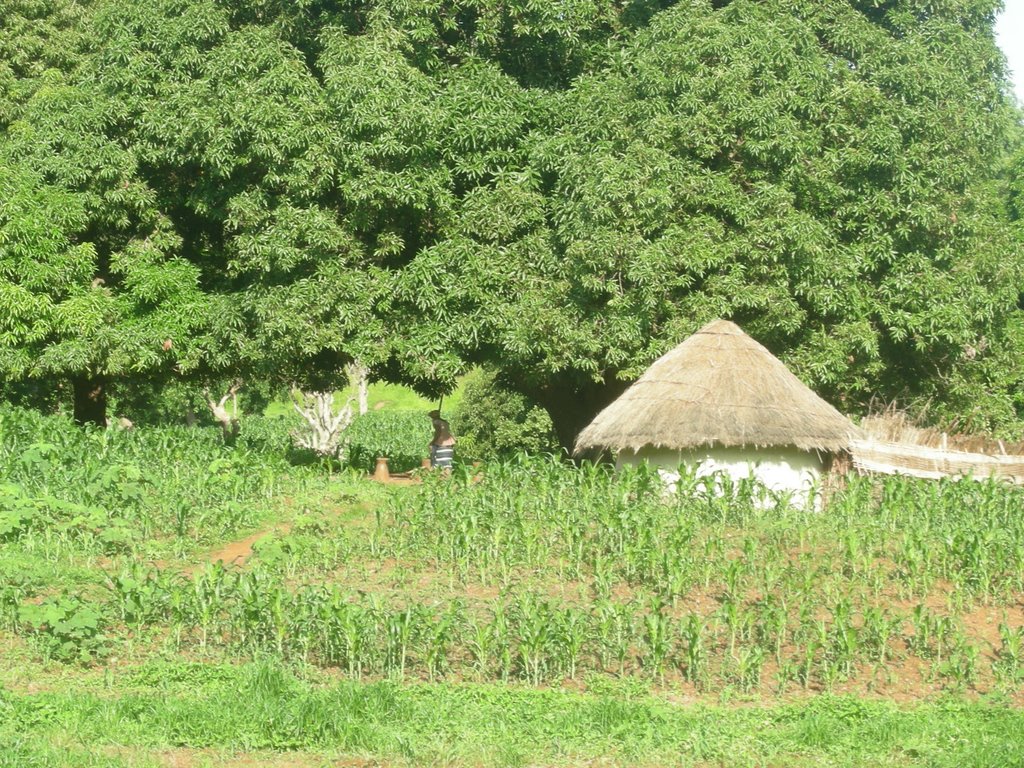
[575,319,861,455]
[575,320,861,504]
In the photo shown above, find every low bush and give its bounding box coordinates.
[450,368,557,462]
[18,593,109,663]
[344,411,431,473]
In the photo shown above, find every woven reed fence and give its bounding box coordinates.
[851,438,1024,485]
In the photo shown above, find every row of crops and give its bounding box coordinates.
[6,553,1022,692]
[376,462,1024,602]
[3,405,1024,698]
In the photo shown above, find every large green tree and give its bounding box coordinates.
[3,0,1021,442]
[392,0,1023,444]
[0,0,218,424]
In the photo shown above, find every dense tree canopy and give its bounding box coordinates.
[1,0,214,422]
[1,0,1021,440]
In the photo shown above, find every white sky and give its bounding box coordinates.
[997,1,1024,104]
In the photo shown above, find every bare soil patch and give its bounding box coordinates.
[203,526,292,569]
[103,746,382,767]
[194,496,378,572]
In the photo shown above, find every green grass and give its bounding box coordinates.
[263,380,465,419]
[3,405,1024,766]
[1,660,1022,767]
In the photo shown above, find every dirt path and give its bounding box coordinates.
[195,489,384,571]
[201,523,293,569]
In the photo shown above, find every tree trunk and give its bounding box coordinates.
[205,383,242,445]
[291,389,355,459]
[358,374,369,416]
[347,360,370,415]
[72,374,108,427]
[528,374,629,456]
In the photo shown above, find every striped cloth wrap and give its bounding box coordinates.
[430,445,455,468]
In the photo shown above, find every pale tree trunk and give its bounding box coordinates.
[346,360,370,415]
[291,389,355,459]
[204,382,242,443]
[358,374,369,416]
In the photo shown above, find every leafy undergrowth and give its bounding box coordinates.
[7,450,1024,701]
[5,409,1024,765]
[0,404,360,610]
[93,458,1019,703]
[0,406,326,567]
[1,659,1023,767]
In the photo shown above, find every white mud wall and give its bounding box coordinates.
[615,446,824,508]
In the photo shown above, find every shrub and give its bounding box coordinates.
[450,368,558,462]
[239,415,300,455]
[344,411,431,473]
[18,594,109,663]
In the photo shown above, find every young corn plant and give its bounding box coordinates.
[860,606,901,665]
[828,599,860,680]
[993,623,1024,687]
[191,562,236,649]
[641,600,673,679]
[335,601,370,679]
[383,606,420,679]
[939,632,980,690]
[732,644,765,692]
[515,596,552,685]
[754,595,788,665]
[679,613,706,685]
[775,659,798,694]
[421,605,459,682]
[595,600,634,676]
[556,607,590,680]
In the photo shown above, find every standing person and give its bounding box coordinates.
[428,409,456,469]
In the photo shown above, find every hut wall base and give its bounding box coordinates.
[616,446,823,509]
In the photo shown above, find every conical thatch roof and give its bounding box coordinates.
[574,320,862,455]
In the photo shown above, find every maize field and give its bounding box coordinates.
[4,403,1022,701]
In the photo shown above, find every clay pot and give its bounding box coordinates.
[374,457,390,481]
